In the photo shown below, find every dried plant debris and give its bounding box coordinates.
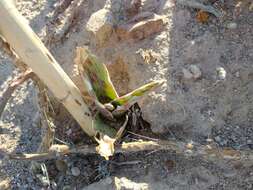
[95,134,116,160]
[3,139,253,168]
[176,0,223,17]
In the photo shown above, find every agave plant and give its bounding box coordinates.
[75,47,164,158]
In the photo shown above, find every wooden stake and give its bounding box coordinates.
[0,0,95,136]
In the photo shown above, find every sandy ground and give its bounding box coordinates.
[0,0,253,189]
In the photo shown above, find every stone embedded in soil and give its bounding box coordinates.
[183,65,202,80]
[86,8,114,46]
[116,13,165,41]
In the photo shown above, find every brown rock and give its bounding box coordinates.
[116,13,165,41]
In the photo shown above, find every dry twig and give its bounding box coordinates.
[2,140,252,167]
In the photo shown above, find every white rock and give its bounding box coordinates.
[216,67,226,80]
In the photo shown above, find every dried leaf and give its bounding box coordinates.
[95,134,116,160]
[95,115,128,159]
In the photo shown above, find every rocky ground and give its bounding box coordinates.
[0,0,253,189]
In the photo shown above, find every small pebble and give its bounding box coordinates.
[189,65,202,80]
[71,167,81,176]
[235,71,240,78]
[183,65,202,80]
[226,22,237,29]
[216,67,226,80]
[186,143,194,149]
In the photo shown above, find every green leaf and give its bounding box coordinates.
[76,47,118,103]
[111,80,165,107]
